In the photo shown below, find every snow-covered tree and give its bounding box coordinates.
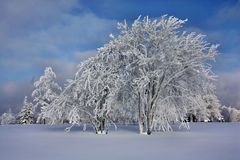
[0,108,16,125]
[229,107,240,122]
[221,106,240,122]
[74,57,119,133]
[108,83,139,125]
[187,94,222,122]
[202,94,222,121]
[98,16,218,134]
[17,96,34,124]
[221,106,230,122]
[44,54,121,134]
[185,95,207,122]
[32,67,62,123]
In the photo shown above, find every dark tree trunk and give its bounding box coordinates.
[96,117,107,134]
[147,129,152,135]
[146,114,152,135]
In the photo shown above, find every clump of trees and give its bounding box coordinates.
[2,15,239,135]
[186,94,222,122]
[39,15,220,134]
[221,106,240,122]
[0,109,15,125]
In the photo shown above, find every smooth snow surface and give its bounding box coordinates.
[0,123,239,160]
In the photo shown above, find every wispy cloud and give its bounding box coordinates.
[0,0,116,83]
[217,71,240,109]
[0,81,33,113]
[213,0,240,27]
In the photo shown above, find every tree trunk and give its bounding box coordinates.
[100,119,105,133]
[96,88,109,134]
[137,91,144,134]
[138,121,144,134]
[147,129,151,135]
[146,115,152,135]
[96,118,107,134]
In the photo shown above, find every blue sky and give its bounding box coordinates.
[0,0,240,113]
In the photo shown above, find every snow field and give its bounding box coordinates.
[0,123,239,160]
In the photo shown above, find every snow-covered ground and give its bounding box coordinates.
[0,123,239,160]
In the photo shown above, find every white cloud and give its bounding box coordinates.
[206,0,240,28]
[34,58,78,84]
[0,0,116,81]
[0,0,81,33]
[0,80,33,113]
[73,50,98,61]
[216,71,240,109]
[215,1,240,23]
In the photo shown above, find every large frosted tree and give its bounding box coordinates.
[32,67,62,123]
[98,16,218,134]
